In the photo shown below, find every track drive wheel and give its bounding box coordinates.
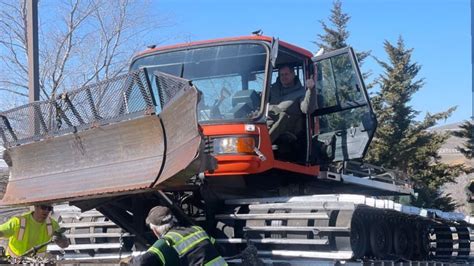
[393,224,415,260]
[369,219,393,259]
[350,215,368,259]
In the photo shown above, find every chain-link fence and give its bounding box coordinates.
[0,70,193,148]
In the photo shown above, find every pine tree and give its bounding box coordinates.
[316,0,349,51]
[366,37,468,211]
[452,121,474,159]
[316,0,370,79]
[316,1,467,210]
[452,120,474,215]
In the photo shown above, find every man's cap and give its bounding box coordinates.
[145,206,173,226]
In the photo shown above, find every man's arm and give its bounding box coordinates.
[129,251,164,266]
[300,77,317,114]
[0,217,18,238]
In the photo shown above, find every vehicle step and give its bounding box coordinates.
[51,252,135,263]
[248,202,355,211]
[60,221,118,228]
[65,232,132,238]
[215,238,328,245]
[215,213,329,220]
[243,226,350,233]
[48,243,122,251]
[258,250,353,260]
[225,196,342,205]
[58,211,104,219]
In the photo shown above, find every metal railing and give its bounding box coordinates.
[0,70,192,149]
[342,160,412,187]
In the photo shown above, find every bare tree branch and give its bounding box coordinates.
[0,0,172,105]
[0,88,28,97]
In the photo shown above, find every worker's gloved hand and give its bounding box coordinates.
[240,244,264,266]
[52,230,70,249]
[52,230,63,242]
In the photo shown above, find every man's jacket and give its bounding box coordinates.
[269,79,317,116]
[132,225,227,265]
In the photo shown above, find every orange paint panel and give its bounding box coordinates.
[202,124,260,136]
[274,160,320,177]
[214,161,260,175]
[210,155,267,174]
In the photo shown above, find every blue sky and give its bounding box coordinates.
[152,0,472,126]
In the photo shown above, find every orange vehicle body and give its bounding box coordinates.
[202,124,319,177]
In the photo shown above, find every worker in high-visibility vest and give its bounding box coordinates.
[130,206,227,266]
[0,204,69,257]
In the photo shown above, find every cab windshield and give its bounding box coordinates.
[130,43,268,123]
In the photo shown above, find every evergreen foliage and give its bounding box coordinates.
[316,0,350,51]
[366,38,468,211]
[316,1,468,211]
[316,0,371,80]
[452,121,474,159]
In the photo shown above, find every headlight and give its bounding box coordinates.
[213,136,256,155]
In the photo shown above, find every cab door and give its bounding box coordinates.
[310,47,377,163]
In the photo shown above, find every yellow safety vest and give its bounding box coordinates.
[0,212,56,257]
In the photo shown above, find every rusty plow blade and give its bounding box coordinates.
[0,71,210,206]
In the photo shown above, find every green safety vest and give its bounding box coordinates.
[148,225,227,266]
